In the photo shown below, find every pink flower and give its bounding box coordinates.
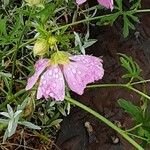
[76,0,114,11]
[26,54,104,101]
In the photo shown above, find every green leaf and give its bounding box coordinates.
[1,0,9,7]
[57,105,66,116]
[0,15,7,36]
[83,40,97,49]
[97,12,120,26]
[7,104,14,118]
[118,99,143,123]
[49,119,63,127]
[123,14,130,38]
[19,121,41,130]
[37,3,56,24]
[119,54,141,79]
[115,0,122,11]
[0,119,8,124]
[127,13,140,23]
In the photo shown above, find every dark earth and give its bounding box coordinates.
[55,0,150,150]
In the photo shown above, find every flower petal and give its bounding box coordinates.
[76,0,87,5]
[70,55,104,83]
[37,66,65,101]
[97,0,114,11]
[63,62,91,95]
[26,59,49,90]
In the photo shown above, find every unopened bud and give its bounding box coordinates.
[25,0,44,6]
[51,51,70,65]
[48,36,57,49]
[33,39,49,56]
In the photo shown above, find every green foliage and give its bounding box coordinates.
[118,99,150,144]
[97,0,141,38]
[119,54,142,80]
[122,12,140,38]
[0,98,40,142]
[115,0,141,38]
[0,0,150,148]
[118,99,143,123]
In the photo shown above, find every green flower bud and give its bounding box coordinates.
[48,36,57,49]
[33,39,49,56]
[25,0,44,6]
[51,51,70,65]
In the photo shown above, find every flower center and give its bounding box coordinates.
[51,51,70,65]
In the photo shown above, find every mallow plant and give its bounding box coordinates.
[0,0,150,149]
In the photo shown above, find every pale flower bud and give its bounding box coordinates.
[48,36,57,49]
[33,39,49,56]
[25,0,44,6]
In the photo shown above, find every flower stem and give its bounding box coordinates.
[51,9,150,33]
[87,83,150,101]
[65,96,144,150]
[131,79,150,85]
[125,123,142,132]
[136,9,150,13]
[50,13,114,33]
[127,86,150,100]
[126,132,148,142]
[87,83,127,88]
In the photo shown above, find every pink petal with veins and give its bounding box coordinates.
[70,55,104,83]
[26,59,49,90]
[97,0,114,11]
[63,62,92,95]
[37,66,65,101]
[76,0,87,5]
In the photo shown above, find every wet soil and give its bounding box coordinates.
[56,1,150,150]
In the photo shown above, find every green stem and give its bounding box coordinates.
[126,132,148,142]
[3,8,150,60]
[136,9,150,13]
[87,83,150,101]
[65,96,144,150]
[50,13,114,33]
[87,83,127,88]
[131,79,150,85]
[128,86,150,100]
[51,9,150,33]
[125,123,142,132]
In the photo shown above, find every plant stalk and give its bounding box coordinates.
[65,96,144,150]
